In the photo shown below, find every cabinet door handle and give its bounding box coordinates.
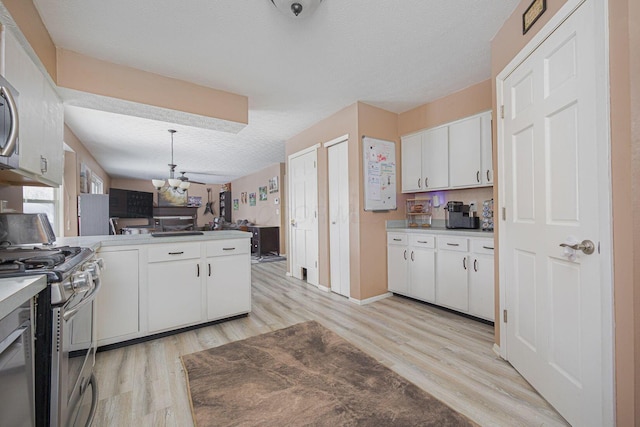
[393,238,402,241]
[463,257,467,270]
[476,171,480,183]
[425,177,429,188]
[403,250,407,260]
[486,170,491,181]
[197,264,200,277]
[411,251,414,261]
[208,263,211,277]
[40,156,48,174]
[418,178,421,188]
[447,243,460,247]
[482,246,494,250]
[473,259,478,272]
[223,247,236,251]
[168,251,184,255]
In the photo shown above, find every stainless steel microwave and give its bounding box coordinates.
[0,75,19,170]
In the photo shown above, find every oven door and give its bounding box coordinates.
[51,277,100,427]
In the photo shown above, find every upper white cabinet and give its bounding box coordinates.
[449,116,482,187]
[3,29,63,186]
[401,111,492,193]
[422,127,449,190]
[401,133,423,192]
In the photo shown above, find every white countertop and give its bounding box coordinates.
[0,275,46,319]
[386,225,494,238]
[55,230,252,251]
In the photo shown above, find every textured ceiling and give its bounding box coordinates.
[32,0,519,184]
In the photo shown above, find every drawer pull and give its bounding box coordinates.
[446,243,460,247]
[482,246,494,250]
[197,264,200,277]
[417,240,428,244]
[168,251,184,255]
[223,247,236,251]
[393,238,402,241]
[208,263,212,276]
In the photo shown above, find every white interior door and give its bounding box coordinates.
[500,0,611,425]
[328,139,350,297]
[288,147,319,286]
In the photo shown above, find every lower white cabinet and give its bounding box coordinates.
[95,235,252,346]
[387,233,436,303]
[148,243,203,333]
[387,231,494,321]
[205,239,251,321]
[96,248,140,345]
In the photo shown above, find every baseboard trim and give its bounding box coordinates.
[349,292,392,305]
[493,344,503,358]
[317,284,330,292]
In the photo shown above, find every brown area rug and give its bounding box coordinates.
[181,321,477,426]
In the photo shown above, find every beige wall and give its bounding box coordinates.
[231,163,286,254]
[0,185,24,211]
[398,80,492,136]
[492,0,639,423]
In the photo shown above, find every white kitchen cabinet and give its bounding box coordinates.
[387,234,409,294]
[468,239,495,321]
[449,116,482,187]
[387,233,435,302]
[480,112,493,184]
[407,235,436,302]
[421,126,449,190]
[205,239,251,321]
[96,248,140,345]
[2,29,63,185]
[401,133,423,192]
[436,247,469,312]
[147,243,203,333]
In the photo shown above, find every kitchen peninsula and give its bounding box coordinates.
[57,231,252,348]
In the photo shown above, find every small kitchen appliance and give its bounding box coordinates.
[445,201,480,229]
[0,213,102,427]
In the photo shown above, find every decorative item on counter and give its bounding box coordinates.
[481,199,494,231]
[406,198,432,228]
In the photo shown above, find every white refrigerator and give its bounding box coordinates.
[78,194,110,236]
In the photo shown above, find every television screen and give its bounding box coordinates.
[109,188,153,218]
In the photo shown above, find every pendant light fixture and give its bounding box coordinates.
[270,0,323,18]
[151,129,190,192]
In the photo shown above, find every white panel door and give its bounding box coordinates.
[288,148,319,285]
[401,133,423,192]
[328,140,350,297]
[501,1,607,424]
[449,116,482,187]
[421,127,449,190]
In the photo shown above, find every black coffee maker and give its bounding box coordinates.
[445,201,480,229]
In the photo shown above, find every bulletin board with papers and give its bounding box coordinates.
[362,136,397,211]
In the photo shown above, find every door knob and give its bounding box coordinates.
[559,240,595,255]
[290,219,296,226]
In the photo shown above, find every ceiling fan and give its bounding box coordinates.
[178,171,206,185]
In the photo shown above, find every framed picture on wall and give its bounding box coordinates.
[268,176,279,193]
[79,163,91,194]
[241,192,247,204]
[249,192,256,206]
[259,186,267,201]
[233,199,239,210]
[158,188,188,206]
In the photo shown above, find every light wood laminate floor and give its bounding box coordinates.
[92,261,568,426]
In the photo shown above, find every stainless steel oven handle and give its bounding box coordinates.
[86,373,98,427]
[0,85,18,157]
[63,277,101,322]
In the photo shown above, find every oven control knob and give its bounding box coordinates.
[83,261,101,278]
[71,270,93,293]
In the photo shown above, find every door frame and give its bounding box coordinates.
[496,0,614,420]
[325,134,350,297]
[287,143,320,282]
